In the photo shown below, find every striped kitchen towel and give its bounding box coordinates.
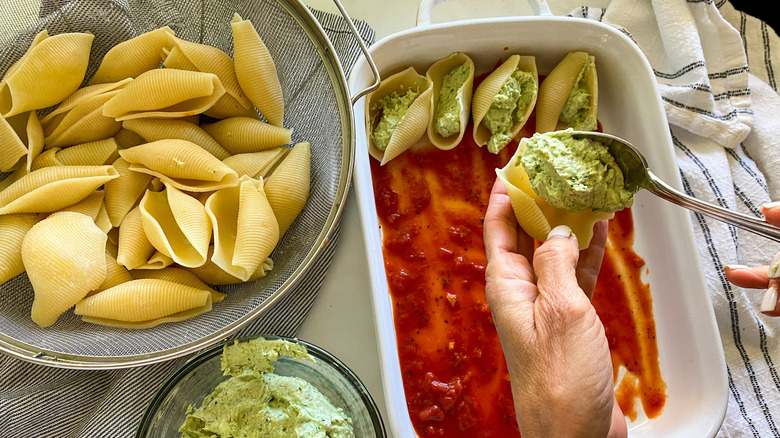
[572,0,780,436]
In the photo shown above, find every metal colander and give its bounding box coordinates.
[0,0,377,368]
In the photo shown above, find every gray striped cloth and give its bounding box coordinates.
[0,8,374,438]
[572,0,780,436]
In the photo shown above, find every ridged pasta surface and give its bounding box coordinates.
[164,36,254,119]
[41,79,132,125]
[43,91,123,148]
[116,205,156,270]
[102,69,226,121]
[206,175,279,281]
[104,157,154,227]
[222,148,288,179]
[73,278,210,322]
[0,165,119,215]
[0,213,39,284]
[0,32,93,117]
[139,185,211,268]
[56,190,104,219]
[119,139,238,192]
[92,252,133,294]
[122,118,230,160]
[32,138,119,170]
[201,116,292,154]
[89,27,175,85]
[535,51,590,133]
[188,244,274,285]
[231,13,284,127]
[426,52,475,150]
[23,212,107,327]
[0,113,30,172]
[130,267,226,303]
[265,142,310,235]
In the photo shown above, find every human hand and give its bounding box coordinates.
[484,178,627,438]
[724,202,780,316]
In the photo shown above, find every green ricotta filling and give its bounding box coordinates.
[482,69,536,154]
[559,59,596,131]
[434,62,470,138]
[519,129,635,213]
[371,88,420,151]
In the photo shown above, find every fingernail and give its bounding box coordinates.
[760,284,779,314]
[724,265,749,271]
[546,225,572,241]
[769,254,780,279]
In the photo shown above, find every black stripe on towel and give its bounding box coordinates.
[662,96,754,120]
[676,139,780,435]
[726,147,770,196]
[729,367,762,438]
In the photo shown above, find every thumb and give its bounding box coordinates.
[533,225,583,304]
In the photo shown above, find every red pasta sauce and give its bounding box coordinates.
[370,111,666,437]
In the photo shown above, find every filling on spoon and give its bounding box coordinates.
[519,129,635,213]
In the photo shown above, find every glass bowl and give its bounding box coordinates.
[136,335,386,437]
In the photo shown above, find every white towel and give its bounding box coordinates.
[572,0,780,435]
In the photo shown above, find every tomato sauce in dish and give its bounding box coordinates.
[370,115,667,436]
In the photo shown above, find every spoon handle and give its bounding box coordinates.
[647,171,780,243]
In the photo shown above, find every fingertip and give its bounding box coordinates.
[546,224,573,241]
[724,265,770,289]
[761,202,780,226]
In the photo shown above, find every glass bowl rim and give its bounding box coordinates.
[135,334,387,437]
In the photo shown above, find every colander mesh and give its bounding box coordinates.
[0,0,351,359]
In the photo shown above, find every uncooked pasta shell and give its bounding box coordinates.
[130,267,226,304]
[102,69,226,121]
[0,213,39,284]
[91,252,133,295]
[471,55,538,149]
[122,118,230,160]
[265,142,310,236]
[205,175,279,281]
[56,190,104,219]
[496,137,612,249]
[73,278,210,322]
[366,67,432,165]
[40,78,133,125]
[426,52,475,150]
[88,27,175,85]
[535,51,596,133]
[222,148,289,179]
[188,245,273,285]
[23,212,107,327]
[0,32,93,117]
[231,13,285,127]
[0,111,41,172]
[31,138,119,170]
[0,165,120,215]
[119,139,239,192]
[201,116,292,155]
[139,184,211,268]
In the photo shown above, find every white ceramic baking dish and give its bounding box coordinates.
[349,1,728,436]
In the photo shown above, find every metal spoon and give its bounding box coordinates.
[570,131,780,243]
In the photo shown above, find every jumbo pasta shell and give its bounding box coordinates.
[426,52,475,150]
[119,139,239,192]
[536,51,597,133]
[74,278,210,322]
[130,267,226,304]
[1,111,42,172]
[139,184,212,268]
[0,165,119,215]
[495,138,612,250]
[116,205,156,270]
[472,55,538,152]
[188,245,274,285]
[23,212,107,327]
[104,157,154,227]
[366,67,433,165]
[205,175,279,281]
[113,128,146,149]
[265,142,310,236]
[43,91,123,148]
[163,36,255,119]
[89,27,175,85]
[91,252,134,295]
[201,117,292,155]
[56,190,105,219]
[31,138,119,170]
[222,148,289,179]
[0,32,93,117]
[102,69,226,121]
[122,118,230,160]
[231,13,285,127]
[0,213,39,284]
[40,78,133,125]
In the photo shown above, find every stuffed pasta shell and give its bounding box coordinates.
[366,67,432,165]
[536,51,598,133]
[426,52,474,150]
[472,55,538,154]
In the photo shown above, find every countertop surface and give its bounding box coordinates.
[295,0,610,426]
